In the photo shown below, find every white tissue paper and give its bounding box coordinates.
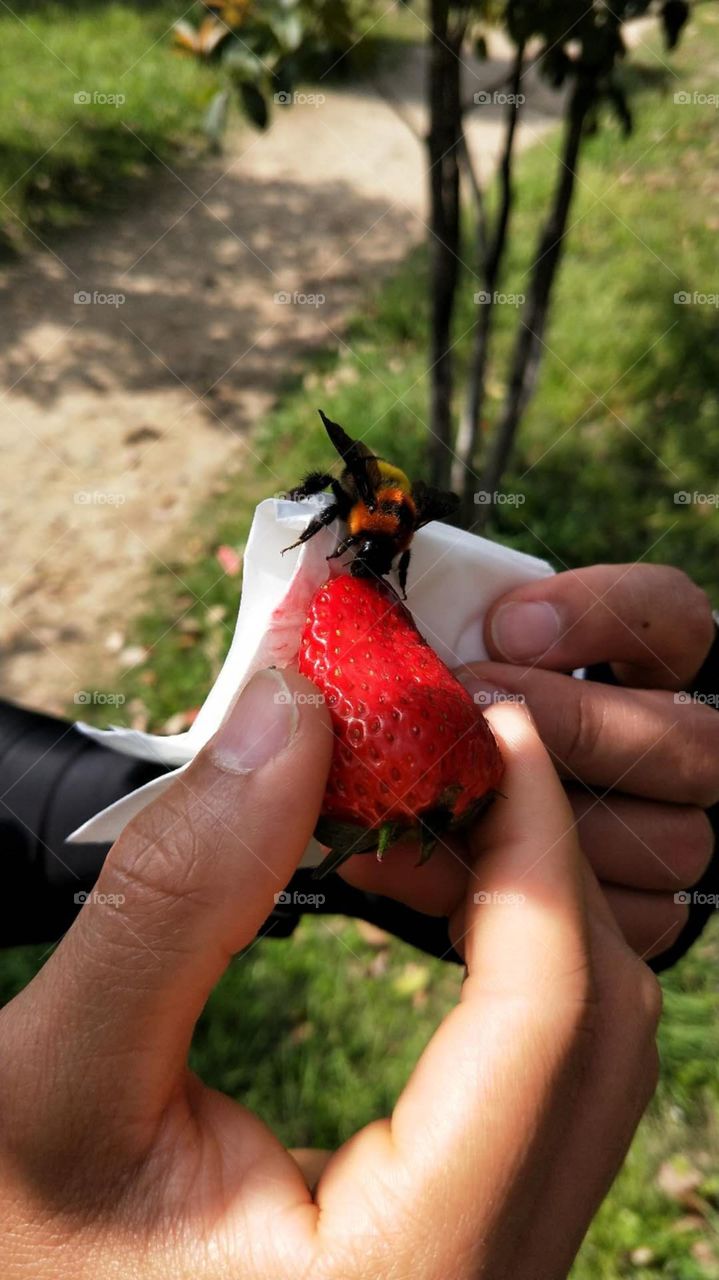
[68,496,554,865]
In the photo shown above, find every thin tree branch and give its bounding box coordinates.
[426,0,466,490]
[476,71,597,524]
[452,39,525,507]
[458,128,488,268]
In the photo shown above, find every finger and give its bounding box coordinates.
[31,668,333,1127]
[570,789,715,892]
[381,704,593,1206]
[602,885,689,960]
[514,861,663,1278]
[459,664,719,808]
[339,833,469,918]
[483,563,714,688]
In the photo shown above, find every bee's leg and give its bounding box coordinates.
[327,533,361,560]
[282,502,339,553]
[287,471,334,500]
[397,549,411,599]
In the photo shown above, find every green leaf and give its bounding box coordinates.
[203,88,230,149]
[272,12,304,53]
[311,818,378,879]
[223,43,266,82]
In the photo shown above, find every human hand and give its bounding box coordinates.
[459,563,718,959]
[0,668,661,1280]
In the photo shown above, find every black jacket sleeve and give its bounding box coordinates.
[0,700,167,946]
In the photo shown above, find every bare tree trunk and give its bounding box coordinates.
[476,75,595,524]
[452,40,525,517]
[426,0,464,492]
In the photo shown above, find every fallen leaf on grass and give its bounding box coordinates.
[356,921,391,948]
[657,1157,708,1215]
[629,1246,655,1267]
[393,963,430,999]
[161,709,199,735]
[216,544,242,576]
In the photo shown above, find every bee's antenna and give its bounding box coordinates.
[317,408,357,463]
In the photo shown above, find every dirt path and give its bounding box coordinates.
[0,40,562,714]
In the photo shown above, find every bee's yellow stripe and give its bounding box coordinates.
[377,459,411,493]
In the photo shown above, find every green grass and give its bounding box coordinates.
[0,0,409,252]
[1,6,718,1276]
[0,1,220,251]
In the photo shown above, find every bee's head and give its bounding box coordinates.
[350,537,395,581]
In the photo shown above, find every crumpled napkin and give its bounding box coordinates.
[68,497,554,863]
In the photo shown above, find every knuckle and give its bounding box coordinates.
[560,686,607,772]
[103,789,215,915]
[609,958,663,1074]
[678,578,715,671]
[636,965,664,1031]
[671,706,719,806]
[662,568,714,658]
[671,901,691,938]
[678,807,715,884]
[627,566,714,679]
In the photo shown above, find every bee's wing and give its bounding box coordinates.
[318,409,380,506]
[412,481,460,528]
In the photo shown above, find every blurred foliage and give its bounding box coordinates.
[0,2,220,253]
[0,0,385,250]
[174,0,377,142]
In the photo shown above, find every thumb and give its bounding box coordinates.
[34,667,332,1121]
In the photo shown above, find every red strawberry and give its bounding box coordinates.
[297,573,504,877]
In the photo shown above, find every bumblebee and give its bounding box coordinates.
[284,410,459,596]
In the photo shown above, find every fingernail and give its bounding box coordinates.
[491,601,561,662]
[211,669,297,773]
